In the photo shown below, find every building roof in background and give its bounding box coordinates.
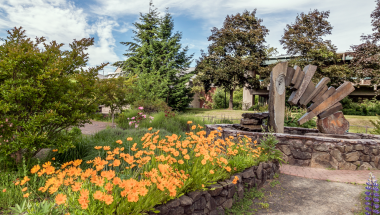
[114,67,124,73]
[262,52,353,66]
[97,74,107,79]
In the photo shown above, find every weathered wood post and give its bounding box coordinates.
[268,62,288,133]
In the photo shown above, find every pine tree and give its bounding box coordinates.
[113,3,194,111]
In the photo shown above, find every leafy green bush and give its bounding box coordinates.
[132,99,170,114]
[256,131,284,164]
[212,87,243,109]
[370,115,380,135]
[284,107,316,129]
[342,97,380,116]
[118,111,218,137]
[0,27,106,163]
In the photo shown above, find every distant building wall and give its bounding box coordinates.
[190,93,201,108]
[99,105,130,115]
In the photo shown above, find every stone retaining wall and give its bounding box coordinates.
[150,161,280,215]
[207,124,380,171]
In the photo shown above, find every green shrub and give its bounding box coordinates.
[370,115,380,135]
[212,88,243,109]
[0,27,105,162]
[132,99,170,114]
[342,97,380,116]
[118,111,217,137]
[284,107,316,129]
[212,88,228,109]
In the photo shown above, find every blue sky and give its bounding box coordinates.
[0,0,377,75]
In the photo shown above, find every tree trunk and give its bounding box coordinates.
[228,89,234,110]
[112,111,115,127]
[15,149,22,163]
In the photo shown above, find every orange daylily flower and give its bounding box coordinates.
[55,193,67,205]
[103,194,114,205]
[113,159,121,167]
[31,165,40,174]
[93,190,104,201]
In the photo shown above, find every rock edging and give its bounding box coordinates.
[207,124,380,170]
[149,161,280,215]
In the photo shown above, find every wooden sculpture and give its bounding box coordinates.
[268,62,355,135]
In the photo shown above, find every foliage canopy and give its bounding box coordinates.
[195,10,269,109]
[114,4,194,111]
[280,9,354,86]
[0,27,106,161]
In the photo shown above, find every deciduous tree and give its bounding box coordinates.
[0,27,107,162]
[280,9,354,86]
[350,0,380,90]
[196,10,269,110]
[96,76,134,126]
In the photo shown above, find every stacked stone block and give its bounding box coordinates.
[238,112,269,132]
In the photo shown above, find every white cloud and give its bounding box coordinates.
[91,0,377,54]
[86,18,121,75]
[0,0,90,45]
[0,0,122,75]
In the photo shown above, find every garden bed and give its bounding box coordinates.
[149,160,280,215]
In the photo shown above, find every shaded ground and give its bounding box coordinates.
[251,174,364,215]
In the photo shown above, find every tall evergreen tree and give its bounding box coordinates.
[113,3,194,111]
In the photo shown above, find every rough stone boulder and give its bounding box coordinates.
[317,111,349,135]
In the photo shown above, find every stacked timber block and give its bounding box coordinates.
[284,65,355,135]
[239,112,269,131]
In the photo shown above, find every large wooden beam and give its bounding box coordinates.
[311,84,328,103]
[268,62,288,133]
[285,67,295,87]
[291,66,302,86]
[298,82,355,125]
[288,65,317,105]
[307,86,336,112]
[318,102,343,119]
[299,81,315,106]
[300,77,330,106]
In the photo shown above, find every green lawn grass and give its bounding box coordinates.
[184,108,378,133]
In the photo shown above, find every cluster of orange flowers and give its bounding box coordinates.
[8,123,263,214]
[232,176,239,184]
